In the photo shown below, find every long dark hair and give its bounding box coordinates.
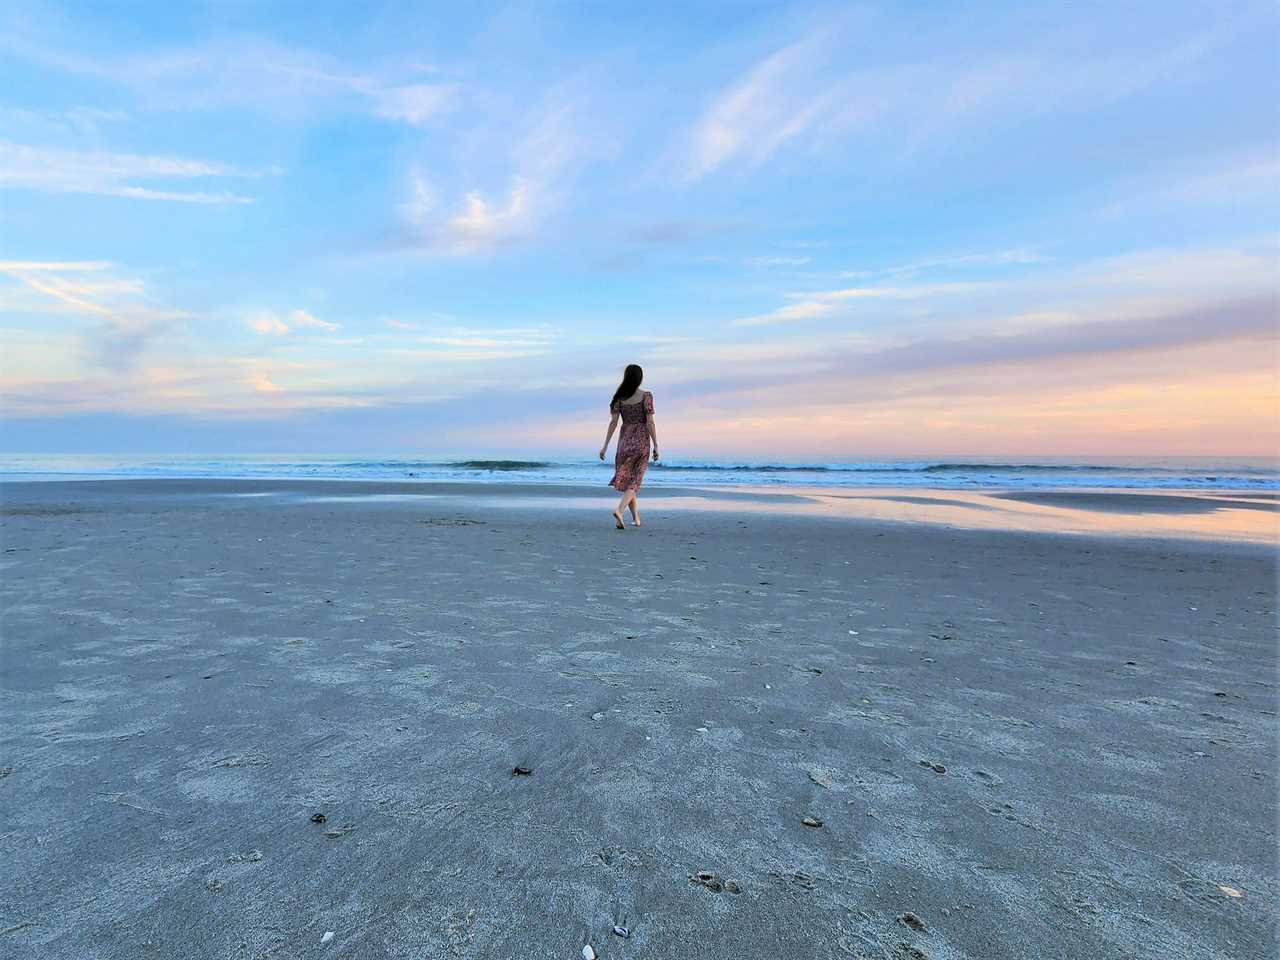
[611,364,644,407]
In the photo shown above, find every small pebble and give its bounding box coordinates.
[591,712,605,721]
[310,813,326,824]
[320,930,335,944]
[582,946,597,960]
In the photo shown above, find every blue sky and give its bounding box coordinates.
[1,1,1277,457]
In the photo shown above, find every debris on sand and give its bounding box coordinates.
[1218,885,1243,898]
[695,872,723,893]
[591,712,606,721]
[897,912,927,932]
[512,765,533,776]
[320,930,335,944]
[324,823,355,839]
[227,850,263,864]
[212,754,270,768]
[690,870,740,893]
[205,879,224,892]
[310,813,327,824]
[582,946,597,960]
[918,760,946,774]
[612,925,630,938]
[801,815,823,828]
[808,768,834,789]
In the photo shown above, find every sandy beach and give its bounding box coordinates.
[0,479,1275,960]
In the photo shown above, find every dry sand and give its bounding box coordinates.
[0,479,1275,959]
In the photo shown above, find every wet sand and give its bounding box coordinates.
[0,479,1275,959]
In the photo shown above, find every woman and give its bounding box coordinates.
[599,363,659,529]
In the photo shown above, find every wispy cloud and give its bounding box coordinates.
[0,105,129,140]
[877,249,1049,277]
[395,90,603,254]
[685,27,848,180]
[735,280,1006,326]
[401,172,535,254]
[245,309,339,336]
[684,17,1227,179]
[0,260,187,367]
[0,140,262,203]
[745,255,811,267]
[368,83,459,125]
[2,31,457,126]
[1101,148,1280,216]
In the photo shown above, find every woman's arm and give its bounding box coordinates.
[646,414,659,460]
[599,412,619,459]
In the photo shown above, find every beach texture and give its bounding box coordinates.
[0,480,1276,959]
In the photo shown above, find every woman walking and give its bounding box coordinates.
[599,363,659,529]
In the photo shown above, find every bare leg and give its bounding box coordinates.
[627,491,641,526]
[612,490,628,529]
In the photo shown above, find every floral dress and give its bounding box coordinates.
[609,391,654,492]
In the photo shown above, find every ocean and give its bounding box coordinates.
[0,454,1275,490]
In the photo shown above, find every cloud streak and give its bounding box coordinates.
[684,15,1229,179]
[246,309,339,336]
[0,140,262,204]
[2,30,457,127]
[0,260,187,368]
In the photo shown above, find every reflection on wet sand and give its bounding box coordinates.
[592,487,1279,544]
[270,482,1278,544]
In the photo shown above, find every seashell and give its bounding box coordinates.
[801,815,823,828]
[320,931,335,944]
[612,925,630,938]
[808,768,833,789]
[582,946,597,960]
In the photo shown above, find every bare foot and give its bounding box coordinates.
[612,511,625,529]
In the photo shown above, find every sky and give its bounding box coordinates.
[1,0,1277,459]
